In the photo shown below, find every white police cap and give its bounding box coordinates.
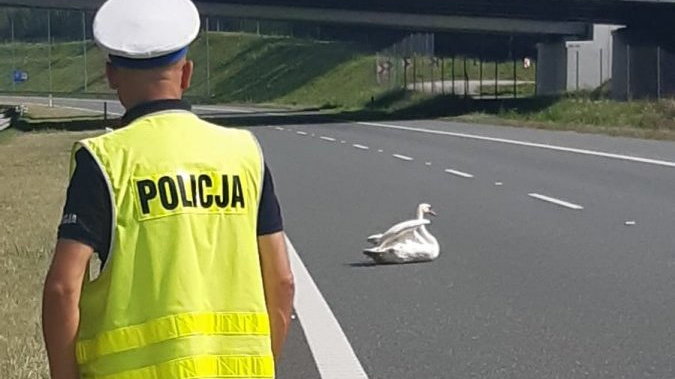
[94,0,201,69]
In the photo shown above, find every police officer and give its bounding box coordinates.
[42,0,294,378]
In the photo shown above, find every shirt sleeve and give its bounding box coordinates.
[58,148,112,259]
[257,163,284,236]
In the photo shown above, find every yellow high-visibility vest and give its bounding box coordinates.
[72,110,273,379]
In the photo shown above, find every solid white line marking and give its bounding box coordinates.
[286,236,369,379]
[444,169,474,178]
[275,127,285,131]
[12,101,123,117]
[352,144,370,150]
[528,193,584,210]
[393,154,414,161]
[320,136,337,142]
[193,105,254,114]
[296,131,308,136]
[357,121,675,168]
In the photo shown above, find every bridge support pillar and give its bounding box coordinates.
[536,41,567,95]
[537,25,618,96]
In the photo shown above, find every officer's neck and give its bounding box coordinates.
[119,86,183,111]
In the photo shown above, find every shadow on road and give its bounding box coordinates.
[205,94,560,128]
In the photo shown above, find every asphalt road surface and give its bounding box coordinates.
[3,96,675,378]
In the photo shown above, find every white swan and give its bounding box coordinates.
[364,203,440,264]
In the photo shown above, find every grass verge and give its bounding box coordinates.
[23,104,102,121]
[451,97,675,140]
[0,130,99,376]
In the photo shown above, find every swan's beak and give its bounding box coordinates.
[428,209,437,217]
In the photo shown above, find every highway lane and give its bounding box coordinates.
[4,96,675,377]
[253,121,675,378]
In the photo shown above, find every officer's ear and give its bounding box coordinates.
[180,60,194,91]
[106,63,119,90]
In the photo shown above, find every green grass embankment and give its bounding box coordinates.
[0,33,385,108]
[0,33,534,109]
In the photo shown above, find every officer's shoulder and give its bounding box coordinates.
[74,125,133,153]
[198,118,258,140]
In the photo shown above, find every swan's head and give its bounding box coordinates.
[417,203,437,217]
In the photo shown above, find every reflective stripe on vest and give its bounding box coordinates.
[97,355,275,379]
[76,312,270,364]
[74,111,272,378]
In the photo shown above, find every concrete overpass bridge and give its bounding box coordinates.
[1,0,673,98]
[2,0,675,36]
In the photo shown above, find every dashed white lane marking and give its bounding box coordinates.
[393,154,414,161]
[286,236,369,379]
[495,182,504,186]
[320,136,337,142]
[625,221,637,226]
[296,131,308,136]
[444,169,474,178]
[275,127,285,131]
[528,193,584,210]
[377,149,384,153]
[352,144,370,150]
[425,162,432,166]
[357,121,675,168]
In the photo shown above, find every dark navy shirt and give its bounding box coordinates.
[58,100,283,265]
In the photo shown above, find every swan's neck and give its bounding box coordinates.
[416,208,425,220]
[417,223,432,240]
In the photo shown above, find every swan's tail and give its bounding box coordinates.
[363,249,379,258]
[366,233,383,245]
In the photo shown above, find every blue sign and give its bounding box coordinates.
[12,70,28,83]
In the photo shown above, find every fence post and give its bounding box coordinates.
[205,16,211,97]
[656,46,661,100]
[534,59,538,96]
[599,48,604,88]
[626,44,631,101]
[451,55,455,95]
[513,56,517,98]
[403,58,408,90]
[575,50,580,92]
[479,56,483,98]
[430,57,435,94]
[463,56,468,98]
[441,57,445,95]
[10,15,15,91]
[82,11,88,93]
[494,61,499,99]
[412,55,417,92]
[47,10,53,98]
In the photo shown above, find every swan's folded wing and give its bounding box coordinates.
[379,219,430,242]
[367,233,383,245]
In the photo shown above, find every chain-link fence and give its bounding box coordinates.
[1,6,539,102]
[0,7,349,100]
[376,33,537,98]
[612,37,675,100]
